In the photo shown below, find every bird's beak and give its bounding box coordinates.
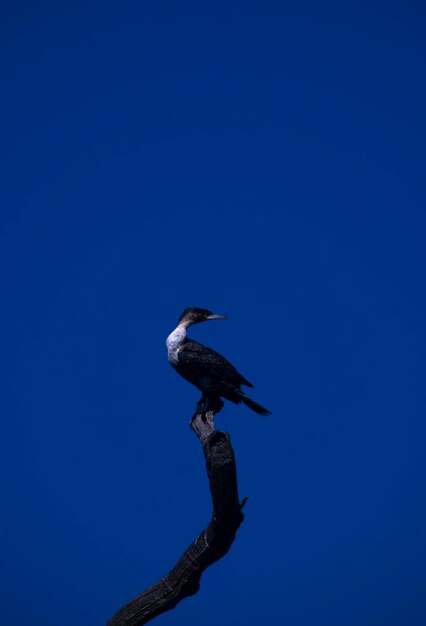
[206,314,228,321]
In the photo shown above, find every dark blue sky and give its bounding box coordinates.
[1,2,425,625]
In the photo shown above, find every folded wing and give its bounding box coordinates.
[178,340,254,388]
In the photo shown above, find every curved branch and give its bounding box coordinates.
[107,411,246,626]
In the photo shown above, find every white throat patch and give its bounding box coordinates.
[166,324,187,364]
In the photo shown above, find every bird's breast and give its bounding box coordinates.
[166,325,186,364]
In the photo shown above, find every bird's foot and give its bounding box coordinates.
[195,395,224,417]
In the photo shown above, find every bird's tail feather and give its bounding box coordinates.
[240,394,271,416]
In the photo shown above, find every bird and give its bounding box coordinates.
[166,307,271,416]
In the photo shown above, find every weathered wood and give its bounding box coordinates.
[107,410,246,626]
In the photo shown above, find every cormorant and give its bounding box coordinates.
[166,307,271,416]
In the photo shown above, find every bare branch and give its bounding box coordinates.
[107,410,245,626]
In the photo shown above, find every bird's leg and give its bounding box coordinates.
[196,394,206,411]
[190,394,207,424]
[194,394,224,419]
[210,396,224,414]
[196,393,210,415]
[190,395,222,432]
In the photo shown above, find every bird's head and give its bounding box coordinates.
[177,307,228,327]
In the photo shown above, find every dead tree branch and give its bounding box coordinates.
[107,410,246,626]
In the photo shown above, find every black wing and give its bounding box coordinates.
[178,340,253,388]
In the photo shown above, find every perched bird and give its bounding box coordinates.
[166,307,271,416]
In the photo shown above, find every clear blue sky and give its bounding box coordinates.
[1,2,425,625]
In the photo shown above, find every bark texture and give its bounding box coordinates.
[107,410,245,626]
